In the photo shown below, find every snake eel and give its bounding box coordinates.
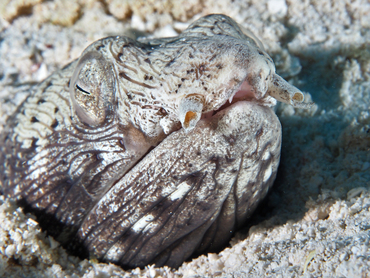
[0,14,313,268]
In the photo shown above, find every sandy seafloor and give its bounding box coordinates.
[0,0,369,277]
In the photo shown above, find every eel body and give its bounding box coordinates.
[0,14,312,268]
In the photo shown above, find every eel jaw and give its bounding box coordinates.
[178,81,257,133]
[178,73,314,133]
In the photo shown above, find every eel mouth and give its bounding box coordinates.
[180,79,263,132]
[202,80,258,120]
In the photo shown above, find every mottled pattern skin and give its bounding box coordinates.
[0,15,312,268]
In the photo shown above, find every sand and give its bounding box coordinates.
[0,0,369,277]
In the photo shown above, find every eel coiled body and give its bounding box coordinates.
[0,14,312,268]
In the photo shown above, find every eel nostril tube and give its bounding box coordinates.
[268,74,313,109]
[178,95,204,132]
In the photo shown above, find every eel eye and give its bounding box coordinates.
[75,84,91,95]
[70,51,115,126]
